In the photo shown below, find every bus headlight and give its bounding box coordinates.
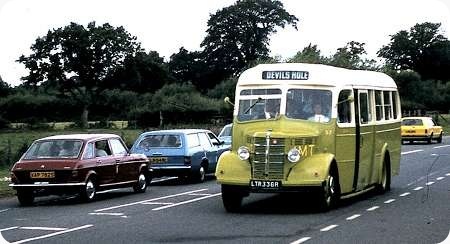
[237,146,250,160]
[287,148,301,163]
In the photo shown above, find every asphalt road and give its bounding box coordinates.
[1,137,449,244]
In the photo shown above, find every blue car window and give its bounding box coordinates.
[186,134,200,148]
[139,134,182,149]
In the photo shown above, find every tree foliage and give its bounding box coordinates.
[329,41,377,70]
[288,44,326,64]
[201,0,298,80]
[17,21,142,127]
[378,22,450,80]
[0,75,11,97]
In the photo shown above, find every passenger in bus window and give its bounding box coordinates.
[308,103,330,122]
[264,100,279,119]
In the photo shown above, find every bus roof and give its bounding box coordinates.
[237,63,397,89]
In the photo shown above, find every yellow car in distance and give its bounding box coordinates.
[401,117,443,144]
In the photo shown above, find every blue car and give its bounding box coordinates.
[131,129,230,182]
[218,123,232,146]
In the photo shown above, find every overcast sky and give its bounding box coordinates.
[0,0,449,86]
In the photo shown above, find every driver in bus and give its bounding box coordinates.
[264,100,279,119]
[308,103,330,122]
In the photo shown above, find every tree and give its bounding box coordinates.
[288,44,326,64]
[201,0,298,83]
[0,75,11,97]
[17,22,142,128]
[329,41,377,70]
[110,50,172,93]
[378,22,450,80]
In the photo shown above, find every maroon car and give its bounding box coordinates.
[9,134,151,206]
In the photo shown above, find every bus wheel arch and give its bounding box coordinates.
[376,150,391,193]
[318,159,341,211]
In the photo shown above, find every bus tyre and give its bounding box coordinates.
[318,167,340,211]
[80,177,97,202]
[17,189,34,206]
[221,185,244,213]
[133,172,147,193]
[376,157,391,194]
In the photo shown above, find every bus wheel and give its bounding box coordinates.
[376,156,391,194]
[318,167,340,211]
[221,185,244,213]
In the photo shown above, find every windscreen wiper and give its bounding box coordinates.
[244,97,262,114]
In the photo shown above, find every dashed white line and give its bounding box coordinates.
[89,212,124,216]
[401,150,423,155]
[400,192,411,197]
[367,206,379,211]
[426,181,435,186]
[290,237,311,244]
[20,227,67,231]
[152,193,222,211]
[95,188,209,212]
[320,225,338,232]
[446,173,450,176]
[433,145,450,149]
[384,199,396,204]
[10,225,93,244]
[346,214,361,220]
[0,226,19,232]
[0,209,9,213]
[414,186,424,191]
[436,177,445,181]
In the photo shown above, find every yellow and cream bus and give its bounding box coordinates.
[215,63,401,212]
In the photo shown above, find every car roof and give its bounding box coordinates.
[37,134,120,142]
[140,129,211,136]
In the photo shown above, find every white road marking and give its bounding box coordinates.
[384,199,396,204]
[152,193,222,211]
[320,225,338,232]
[20,227,67,231]
[97,189,119,194]
[367,206,379,211]
[290,237,311,244]
[10,225,93,244]
[188,193,213,196]
[151,177,178,183]
[95,188,209,212]
[414,186,424,191]
[446,173,450,176]
[436,177,445,181]
[89,212,124,216]
[0,226,19,232]
[346,214,361,220]
[401,150,423,155]
[0,209,9,213]
[426,181,435,186]
[400,192,411,197]
[433,145,450,149]
[140,202,174,205]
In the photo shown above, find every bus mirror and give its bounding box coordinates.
[224,97,234,107]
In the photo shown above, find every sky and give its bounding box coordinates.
[0,0,449,87]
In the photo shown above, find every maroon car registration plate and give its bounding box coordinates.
[30,171,55,179]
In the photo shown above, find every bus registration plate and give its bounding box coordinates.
[250,180,281,190]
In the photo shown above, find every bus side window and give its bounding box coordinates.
[338,90,352,123]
